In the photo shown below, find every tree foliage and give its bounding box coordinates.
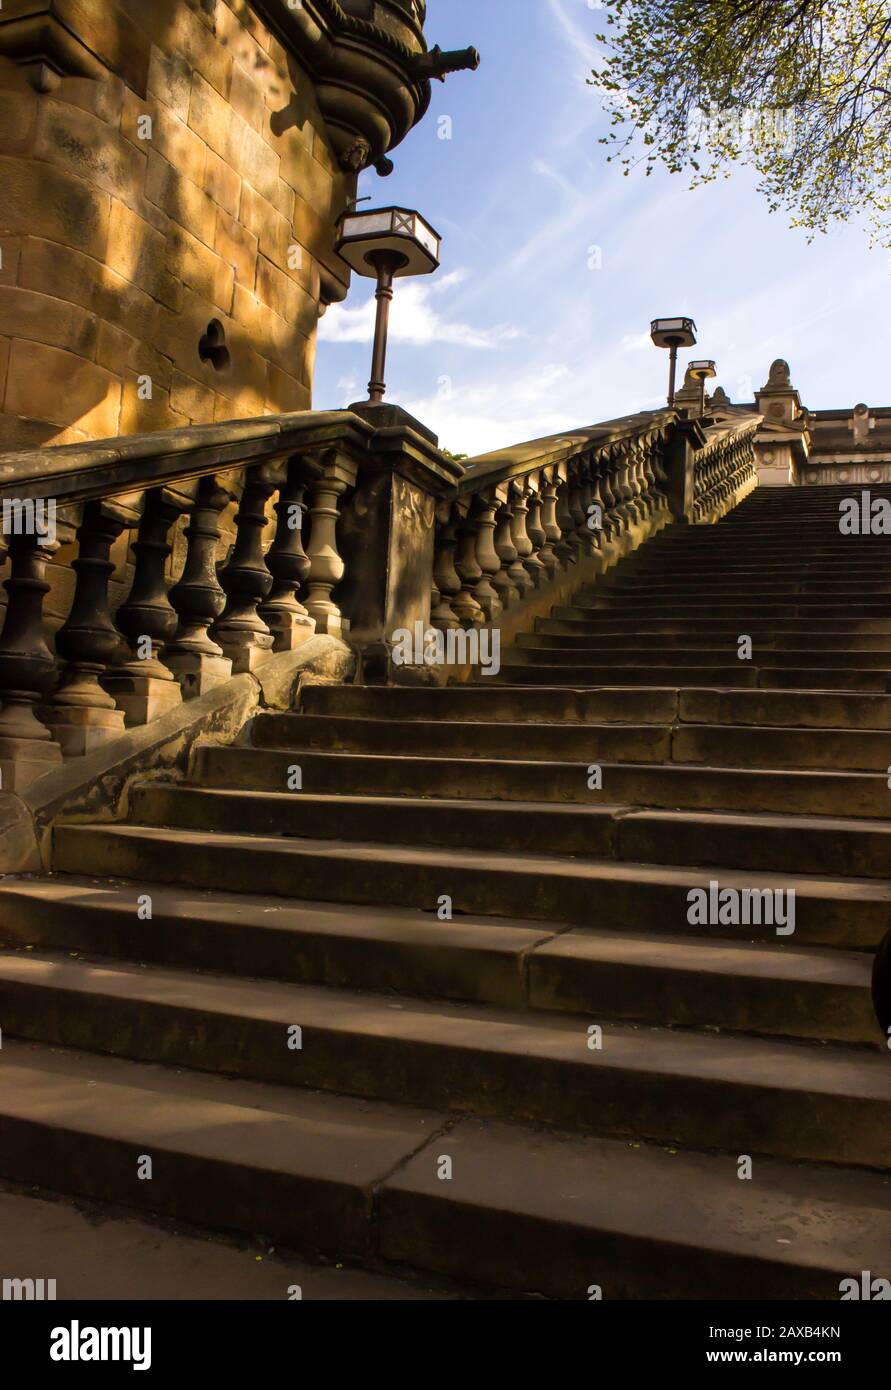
[591,0,891,245]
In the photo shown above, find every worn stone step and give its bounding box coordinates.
[504,646,891,669]
[599,582,891,599]
[528,927,875,1043]
[495,663,762,687]
[3,1041,891,1299]
[495,663,888,691]
[130,785,891,880]
[193,743,891,822]
[545,613,891,634]
[0,876,552,1010]
[572,597,891,617]
[522,630,891,652]
[52,823,891,948]
[0,1038,441,1261]
[249,713,888,773]
[249,712,672,762]
[380,1115,891,1298]
[300,683,679,725]
[1,951,889,1165]
[304,683,891,730]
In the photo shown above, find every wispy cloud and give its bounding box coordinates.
[319,270,518,350]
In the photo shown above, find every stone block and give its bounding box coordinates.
[231,284,292,373]
[121,90,207,183]
[0,156,111,259]
[0,85,38,155]
[0,417,60,450]
[147,45,192,122]
[265,361,310,415]
[165,223,235,314]
[255,256,316,333]
[169,370,216,425]
[203,149,241,219]
[148,0,232,98]
[145,151,216,248]
[214,208,257,287]
[4,340,121,436]
[35,99,146,204]
[0,238,21,286]
[17,239,159,346]
[188,73,246,168]
[120,374,189,435]
[240,123,283,207]
[105,200,169,300]
[55,75,127,125]
[229,62,266,133]
[240,182,294,273]
[281,138,334,220]
[0,285,99,358]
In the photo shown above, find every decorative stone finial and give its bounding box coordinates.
[766,359,791,388]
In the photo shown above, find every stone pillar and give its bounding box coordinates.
[334,405,462,678]
[0,530,64,790]
[166,475,234,698]
[213,465,278,674]
[664,419,708,523]
[103,488,185,726]
[45,499,133,755]
[258,459,316,652]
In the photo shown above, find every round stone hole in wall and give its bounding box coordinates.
[198,319,231,372]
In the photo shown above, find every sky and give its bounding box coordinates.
[314,0,891,458]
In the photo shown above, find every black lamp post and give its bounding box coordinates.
[688,359,717,417]
[650,317,698,407]
[335,206,442,405]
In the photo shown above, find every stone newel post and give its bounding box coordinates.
[336,405,464,681]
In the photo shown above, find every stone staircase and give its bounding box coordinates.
[2,482,891,1299]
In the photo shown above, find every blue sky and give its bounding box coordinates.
[315,0,891,457]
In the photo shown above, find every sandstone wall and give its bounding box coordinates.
[0,0,355,450]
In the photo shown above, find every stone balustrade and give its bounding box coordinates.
[0,405,760,789]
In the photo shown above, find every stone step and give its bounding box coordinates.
[301,683,680,724]
[250,711,891,772]
[504,647,891,669]
[51,823,891,948]
[542,615,891,635]
[2,874,875,1038]
[0,951,888,1165]
[304,683,891,729]
[529,926,875,1042]
[521,631,891,652]
[193,743,891,822]
[2,1040,890,1299]
[598,582,891,599]
[571,597,891,617]
[249,712,673,762]
[130,785,891,879]
[495,663,888,690]
[0,876,553,1010]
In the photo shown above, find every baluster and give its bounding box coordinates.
[537,475,561,578]
[431,503,462,631]
[45,500,130,754]
[553,476,577,565]
[524,482,548,588]
[0,529,64,789]
[213,466,277,670]
[492,498,520,610]
[472,494,502,622]
[103,488,186,725]
[575,462,597,557]
[303,458,350,637]
[259,459,316,651]
[452,503,485,627]
[166,475,233,697]
[507,482,535,598]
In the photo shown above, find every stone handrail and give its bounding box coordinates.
[0,403,761,786]
[0,407,462,791]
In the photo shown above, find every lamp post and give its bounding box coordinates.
[687,359,717,417]
[335,206,441,405]
[650,317,697,407]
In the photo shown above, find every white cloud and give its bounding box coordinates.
[319,270,518,351]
